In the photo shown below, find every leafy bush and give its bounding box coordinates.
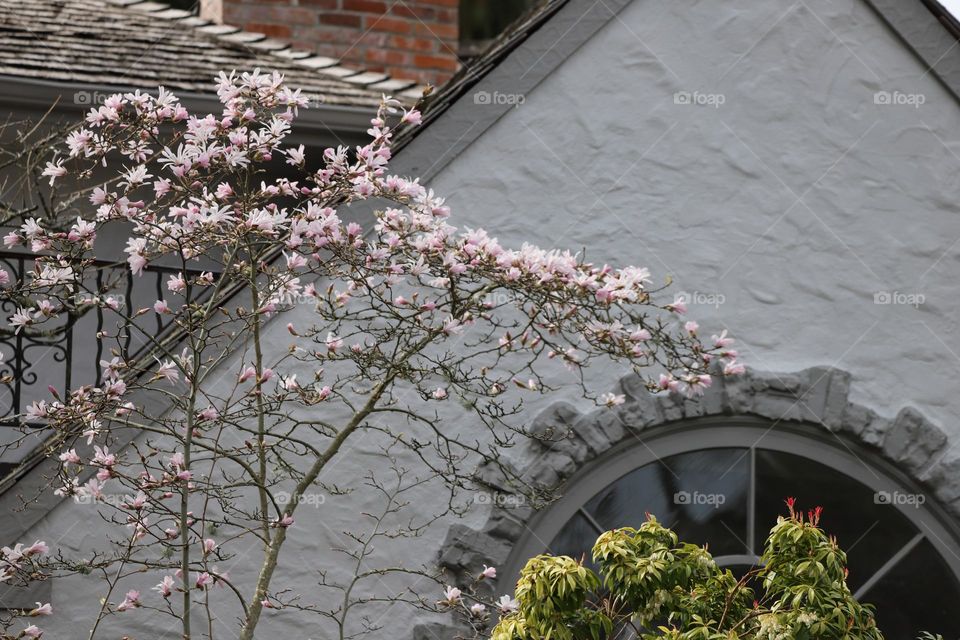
[491,501,885,640]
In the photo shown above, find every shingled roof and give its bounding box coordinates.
[0,0,422,108]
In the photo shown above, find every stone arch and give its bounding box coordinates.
[420,366,960,636]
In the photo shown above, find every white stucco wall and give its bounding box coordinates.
[16,0,960,637]
[429,0,960,430]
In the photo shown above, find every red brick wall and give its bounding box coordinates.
[208,0,461,86]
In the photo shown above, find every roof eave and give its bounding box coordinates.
[0,75,375,148]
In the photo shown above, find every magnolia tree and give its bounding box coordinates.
[446,503,884,640]
[0,70,743,639]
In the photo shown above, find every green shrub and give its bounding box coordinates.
[493,503,886,640]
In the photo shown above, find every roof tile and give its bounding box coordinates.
[368,78,416,92]
[342,71,390,86]
[0,0,392,108]
[128,1,171,12]
[196,24,241,35]
[217,31,268,44]
[317,66,362,78]
[295,56,340,69]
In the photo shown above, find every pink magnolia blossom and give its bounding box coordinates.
[681,372,712,397]
[167,273,186,293]
[92,445,115,467]
[284,144,305,166]
[41,159,66,185]
[724,360,746,375]
[9,308,33,334]
[658,374,681,393]
[441,586,461,606]
[24,400,48,420]
[666,295,688,314]
[115,401,136,416]
[713,330,735,349]
[116,589,141,611]
[58,449,81,465]
[600,392,625,407]
[497,595,519,614]
[154,575,176,598]
[155,359,179,384]
[325,333,343,353]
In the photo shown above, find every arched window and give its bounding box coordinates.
[500,419,960,640]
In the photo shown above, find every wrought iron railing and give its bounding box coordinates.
[0,251,217,439]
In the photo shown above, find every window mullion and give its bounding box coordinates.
[853,532,924,600]
[579,507,605,536]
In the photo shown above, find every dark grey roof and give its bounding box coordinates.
[0,0,420,107]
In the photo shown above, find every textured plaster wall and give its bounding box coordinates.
[19,0,960,637]
[430,0,960,432]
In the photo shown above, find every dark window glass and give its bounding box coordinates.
[585,448,749,557]
[167,0,198,12]
[754,450,918,590]
[459,0,536,44]
[863,537,960,639]
[547,511,597,570]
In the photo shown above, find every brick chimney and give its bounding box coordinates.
[201,0,461,86]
